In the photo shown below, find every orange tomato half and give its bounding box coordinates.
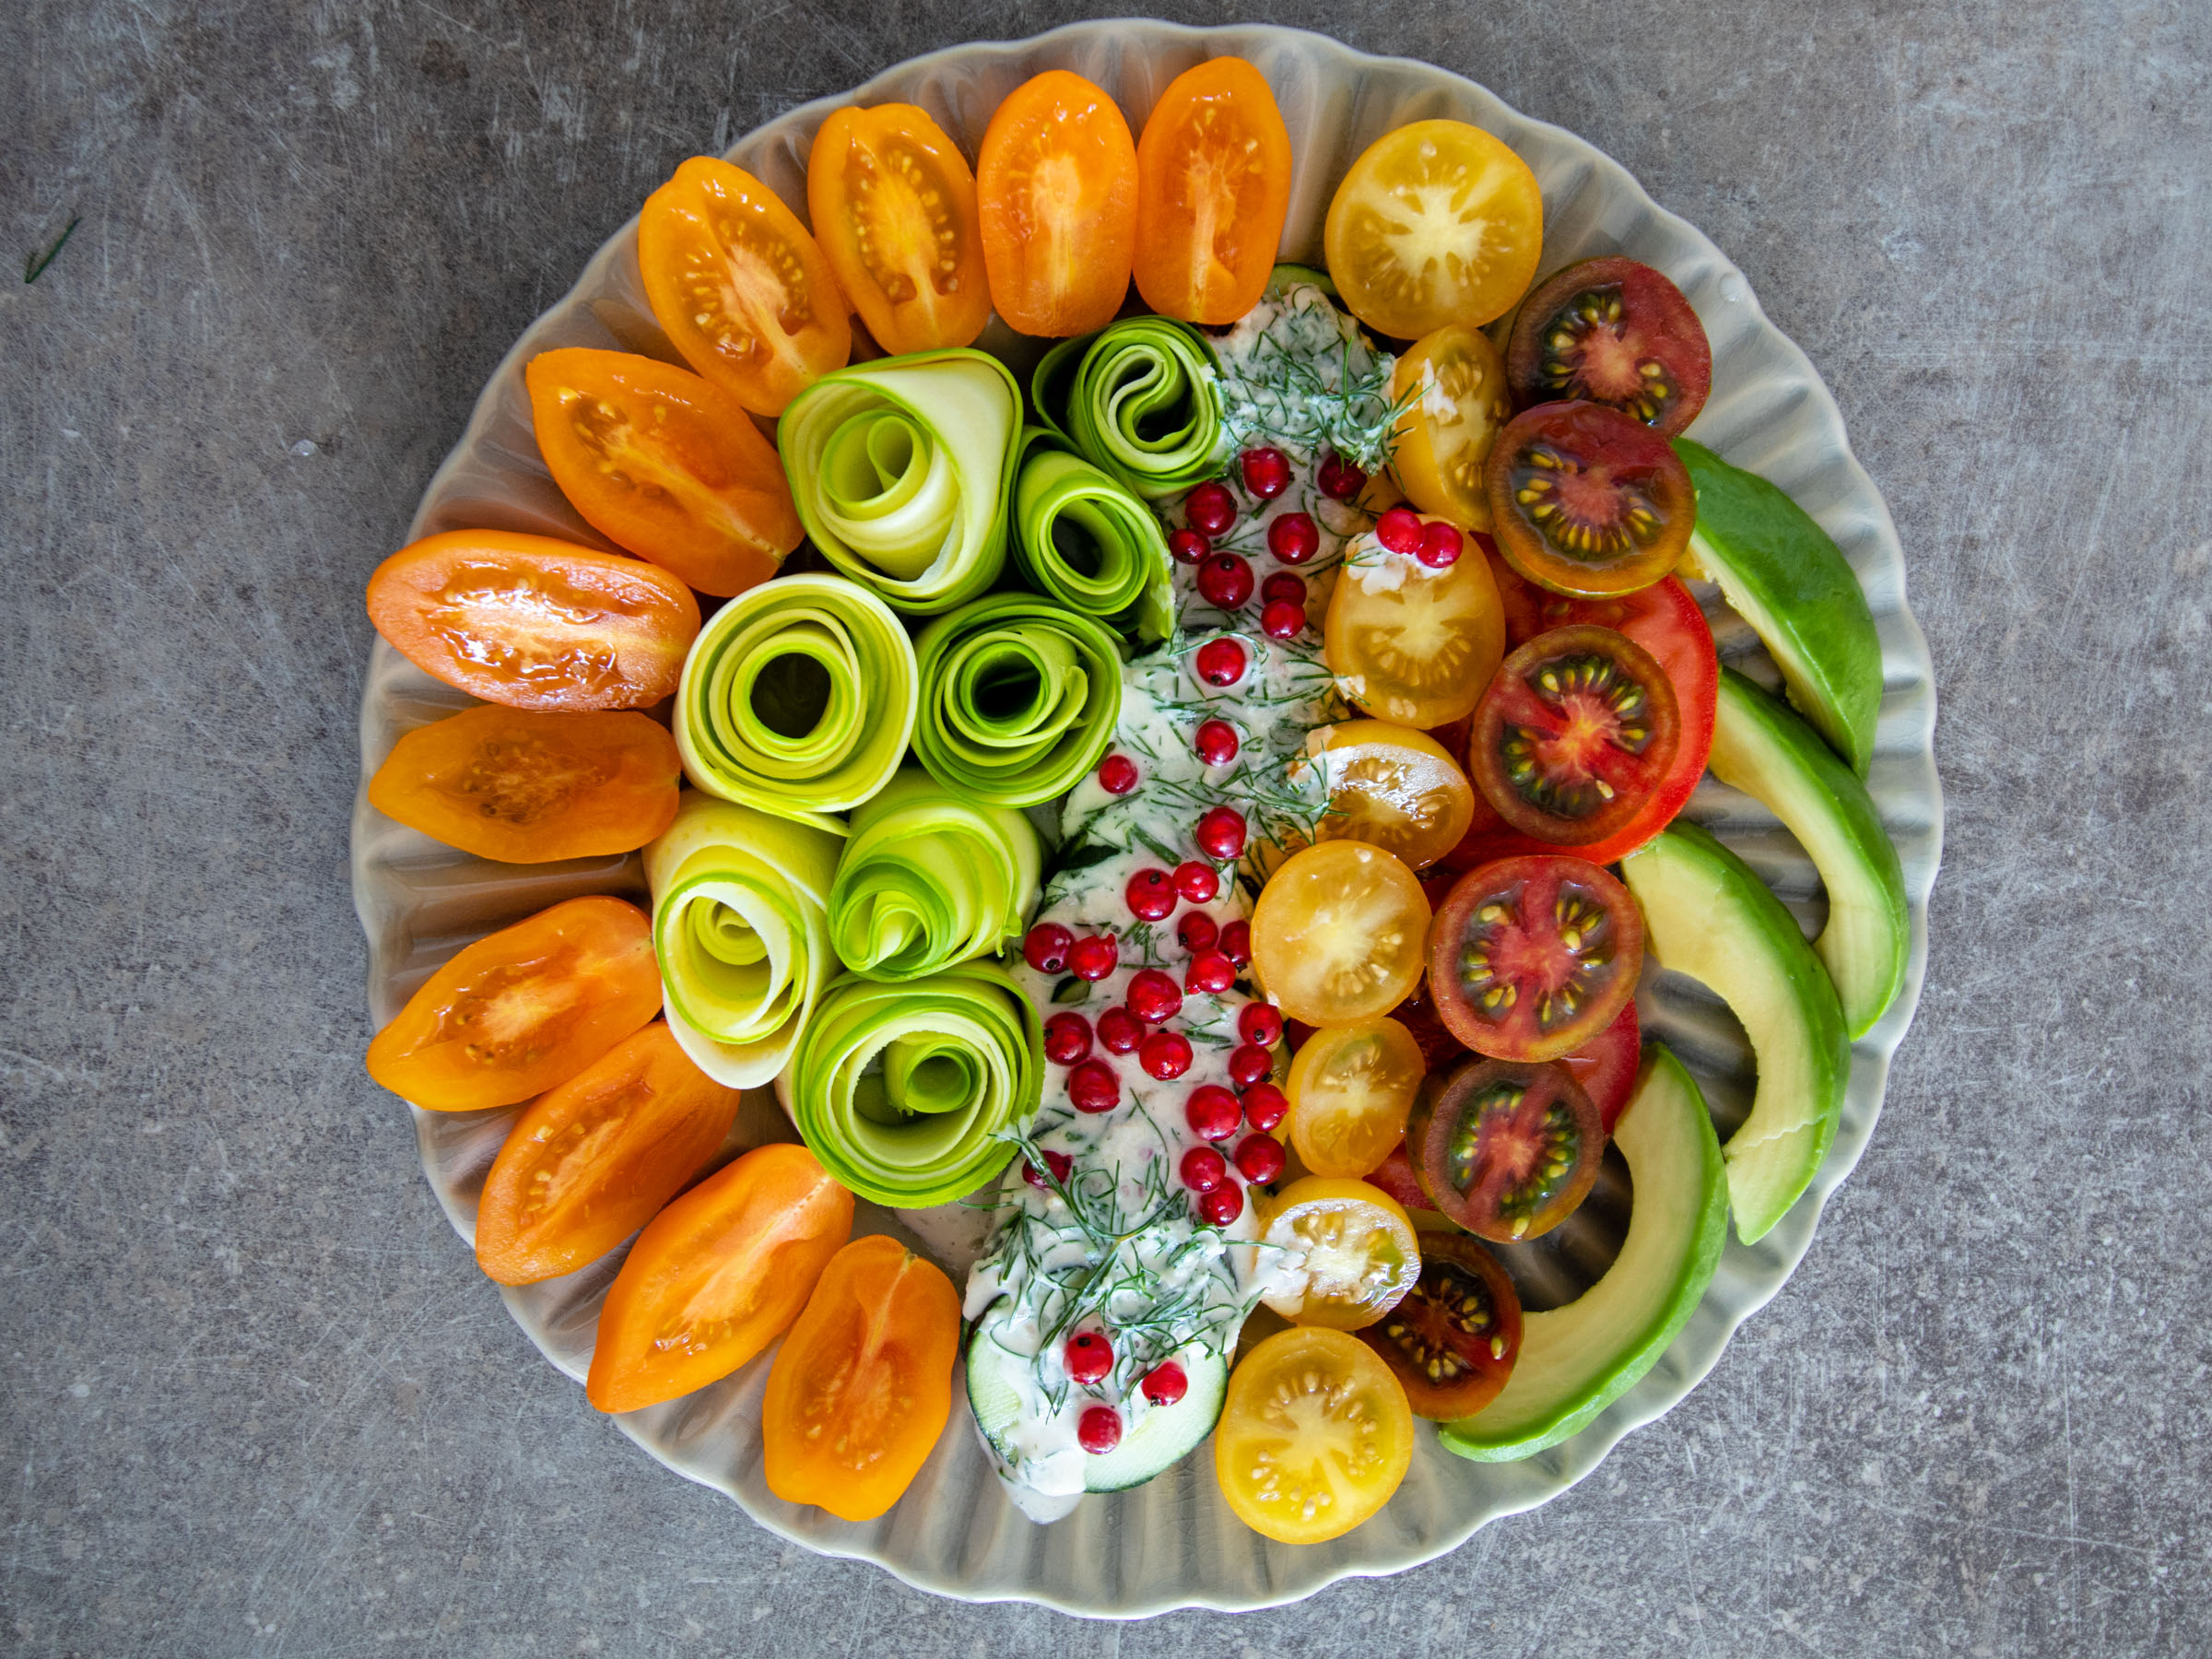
[761,1234,959,1521]
[365,531,700,712]
[808,105,991,354]
[586,1142,853,1414]
[365,897,662,1112]
[1132,57,1292,324]
[638,157,852,416]
[526,347,801,596]
[977,71,1138,336]
[475,1023,742,1285]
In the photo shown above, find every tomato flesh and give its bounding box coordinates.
[1406,1054,1604,1241]
[1324,517,1507,728]
[1259,1177,1422,1330]
[1215,1326,1415,1544]
[1485,401,1696,596]
[977,71,1138,336]
[1295,720,1475,871]
[1427,854,1642,1063]
[1505,256,1712,437]
[1358,1231,1523,1419]
[1252,841,1433,1028]
[1390,324,1514,531]
[1132,57,1292,324]
[1286,1017,1427,1178]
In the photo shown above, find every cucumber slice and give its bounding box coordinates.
[1441,1045,1727,1462]
[965,1329,1230,1495]
[1674,439,1883,776]
[1709,668,1908,1037]
[1621,822,1851,1242]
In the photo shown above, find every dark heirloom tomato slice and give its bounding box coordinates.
[1359,1230,1523,1418]
[1485,401,1696,596]
[1469,624,1680,844]
[1505,257,1712,436]
[1406,1055,1605,1241]
[1428,854,1642,1062]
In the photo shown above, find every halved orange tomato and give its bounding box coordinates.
[976,71,1138,335]
[586,1142,853,1414]
[807,104,991,354]
[1324,517,1506,728]
[1132,57,1292,324]
[365,896,662,1112]
[1293,720,1475,871]
[475,1022,742,1285]
[1251,841,1431,1027]
[525,347,801,596]
[762,1234,960,1522]
[638,156,852,416]
[1390,324,1514,530]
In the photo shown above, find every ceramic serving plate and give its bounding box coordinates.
[350,18,1942,1617]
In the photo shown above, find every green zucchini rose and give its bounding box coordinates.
[1010,429,1174,644]
[1033,318,1222,500]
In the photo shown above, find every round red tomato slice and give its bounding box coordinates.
[1485,400,1695,596]
[1406,1054,1604,1241]
[1357,1230,1523,1419]
[1504,257,1712,436]
[1362,1140,1433,1216]
[1562,1000,1640,1134]
[1427,854,1642,1062]
[1469,624,1680,844]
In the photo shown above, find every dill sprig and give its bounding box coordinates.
[1214,295,1413,474]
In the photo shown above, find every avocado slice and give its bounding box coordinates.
[1709,668,1908,1037]
[1440,1045,1727,1463]
[1620,822,1850,1243]
[1674,439,1883,776]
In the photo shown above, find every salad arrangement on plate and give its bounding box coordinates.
[360,55,1904,1546]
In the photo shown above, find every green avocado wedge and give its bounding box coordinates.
[1674,439,1883,775]
[1441,1046,1727,1463]
[1709,669,1908,1037]
[1621,823,1851,1243]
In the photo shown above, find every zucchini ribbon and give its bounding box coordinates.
[644,793,841,1088]
[1010,429,1175,644]
[777,348,1022,615]
[1034,318,1223,500]
[788,961,1041,1207]
[673,570,916,834]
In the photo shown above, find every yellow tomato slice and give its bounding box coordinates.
[1390,324,1514,531]
[1294,719,1476,871]
[1215,1325,1415,1544]
[1286,1018,1427,1178]
[1260,1176,1421,1328]
[1324,520,1507,728]
[1252,841,1431,1027]
[1324,121,1544,338]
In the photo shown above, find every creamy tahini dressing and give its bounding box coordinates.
[962,286,1397,1519]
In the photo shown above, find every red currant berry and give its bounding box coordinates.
[1418,519,1465,569]
[1077,1404,1123,1453]
[1098,752,1139,794]
[1260,599,1305,640]
[1173,861,1219,904]
[1185,480,1237,536]
[1186,949,1237,995]
[1261,571,1306,607]
[1065,1329,1112,1385]
[1141,1360,1189,1406]
[1241,1081,1289,1133]
[1139,1030,1194,1081]
[1194,806,1248,862]
[1180,1145,1229,1193]
[1126,969,1182,1024]
[1067,1059,1120,1113]
[1228,1043,1273,1088]
[1241,446,1291,499]
[1022,923,1074,974]
[1067,934,1118,982]
[1177,911,1219,952]
[1375,506,1425,554]
[1197,1183,1245,1227]
[1167,527,1209,566]
[1218,919,1253,966]
[1196,552,1254,610]
[1267,511,1320,565]
[1194,719,1239,766]
[1124,866,1177,922]
[1237,1002,1283,1048]
[1042,1011,1092,1065]
[1186,1085,1241,1141]
[1022,1149,1073,1191]
[1194,637,1248,688]
[1234,1132,1287,1184]
[1097,1006,1143,1054]
[1318,452,1368,500]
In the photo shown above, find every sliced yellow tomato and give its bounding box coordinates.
[1260,1176,1421,1329]
[1324,121,1543,338]
[1294,720,1475,871]
[1324,520,1507,728]
[1286,1018,1427,1178]
[1251,841,1431,1027]
[1390,324,1514,531]
[1214,1325,1415,1544]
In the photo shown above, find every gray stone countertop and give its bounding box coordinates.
[3,2,2206,1653]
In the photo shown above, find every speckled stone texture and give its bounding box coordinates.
[2,0,2206,1653]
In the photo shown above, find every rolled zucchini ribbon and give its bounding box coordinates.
[777,348,1023,616]
[828,769,1042,982]
[1010,429,1175,644]
[912,594,1123,808]
[789,962,1041,1207]
[674,571,917,834]
[1033,318,1223,501]
[644,793,841,1089]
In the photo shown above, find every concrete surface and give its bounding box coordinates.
[4,1,2207,1653]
